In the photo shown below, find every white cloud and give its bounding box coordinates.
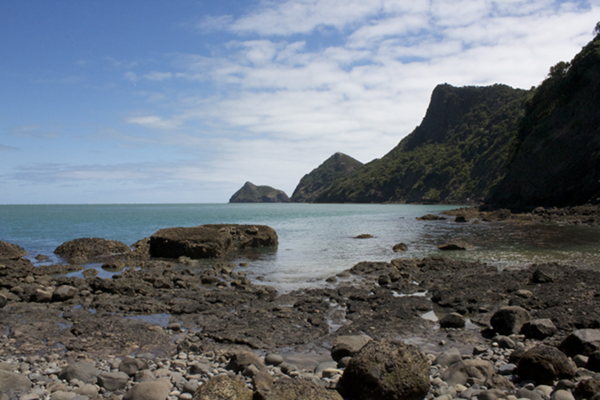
[126,115,181,130]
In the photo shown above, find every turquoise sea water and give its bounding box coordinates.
[1,203,599,291]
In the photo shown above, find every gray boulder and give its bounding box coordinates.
[490,306,530,335]
[338,340,430,400]
[55,238,131,263]
[53,285,78,301]
[331,334,372,362]
[226,350,265,375]
[58,361,99,384]
[0,370,32,396]
[559,329,600,357]
[119,357,148,376]
[124,380,171,400]
[149,224,278,259]
[98,371,129,391]
[521,319,558,340]
[517,345,576,385]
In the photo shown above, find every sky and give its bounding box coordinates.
[1,0,599,204]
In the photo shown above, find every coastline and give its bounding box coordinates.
[1,212,600,399]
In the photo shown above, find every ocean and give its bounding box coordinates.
[1,203,599,291]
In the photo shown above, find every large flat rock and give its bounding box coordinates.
[149,224,278,259]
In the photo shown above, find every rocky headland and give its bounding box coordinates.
[1,219,600,400]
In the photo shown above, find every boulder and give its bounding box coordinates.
[587,351,600,372]
[226,350,265,375]
[98,371,129,391]
[574,378,600,400]
[439,313,466,328]
[257,378,342,400]
[517,345,576,385]
[53,285,77,301]
[58,361,99,384]
[531,268,554,283]
[521,319,558,340]
[490,306,530,335]
[119,357,148,376]
[149,224,277,259]
[124,380,171,400]
[193,375,252,400]
[0,370,32,396]
[559,329,600,357]
[264,353,284,366]
[552,389,576,400]
[434,348,462,367]
[338,340,430,400]
[54,238,131,263]
[442,359,495,386]
[0,241,26,259]
[0,294,6,308]
[331,334,372,362]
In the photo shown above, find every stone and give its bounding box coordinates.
[0,294,6,308]
[34,287,54,302]
[551,390,575,400]
[417,214,446,221]
[437,241,469,251]
[50,391,77,400]
[119,357,149,376]
[192,375,252,400]
[331,334,372,362]
[58,361,99,384]
[498,363,517,375]
[135,370,156,382]
[531,269,554,283]
[0,241,26,259]
[226,350,265,374]
[587,351,600,372]
[258,377,342,400]
[574,378,600,400]
[517,388,545,400]
[559,329,600,357]
[490,306,530,335]
[264,353,284,366]
[354,234,374,239]
[123,380,171,400]
[53,285,77,301]
[75,384,99,397]
[252,371,273,400]
[440,313,465,328]
[442,359,495,386]
[573,355,589,367]
[455,215,467,223]
[517,345,576,385]
[434,348,462,367]
[338,340,430,400]
[149,224,278,259]
[521,319,558,340]
[98,371,129,391]
[495,335,516,349]
[392,243,408,252]
[54,238,131,263]
[0,370,32,395]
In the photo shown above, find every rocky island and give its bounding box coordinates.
[229,182,291,203]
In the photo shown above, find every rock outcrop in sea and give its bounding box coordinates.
[229,182,290,203]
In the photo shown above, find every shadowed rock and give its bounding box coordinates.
[149,224,278,259]
[0,240,26,260]
[517,345,576,385]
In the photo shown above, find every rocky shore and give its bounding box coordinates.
[1,222,600,400]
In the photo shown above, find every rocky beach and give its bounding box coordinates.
[1,212,600,400]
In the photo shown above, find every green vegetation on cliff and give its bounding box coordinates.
[291,153,363,202]
[229,182,290,203]
[312,84,529,203]
[489,32,600,209]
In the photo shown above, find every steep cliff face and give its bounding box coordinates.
[291,152,363,202]
[489,34,600,209]
[314,84,529,203]
[229,182,290,203]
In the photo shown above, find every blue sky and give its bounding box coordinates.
[1,0,598,204]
